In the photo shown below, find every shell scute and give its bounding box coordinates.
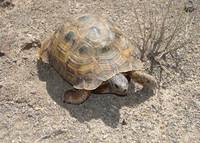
[39,14,143,90]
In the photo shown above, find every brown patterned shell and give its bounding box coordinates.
[38,14,143,90]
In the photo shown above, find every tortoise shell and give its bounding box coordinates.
[38,14,143,90]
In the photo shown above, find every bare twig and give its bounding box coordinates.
[132,0,193,84]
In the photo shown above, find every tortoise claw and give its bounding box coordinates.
[63,89,90,104]
[129,71,157,93]
[141,86,156,96]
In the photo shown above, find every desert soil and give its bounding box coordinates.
[0,0,200,143]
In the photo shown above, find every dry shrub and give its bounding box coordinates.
[131,0,194,86]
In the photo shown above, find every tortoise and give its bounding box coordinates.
[38,14,157,104]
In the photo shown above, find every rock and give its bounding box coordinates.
[0,0,14,8]
[184,0,196,13]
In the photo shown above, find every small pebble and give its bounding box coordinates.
[0,51,5,57]
[121,119,127,125]
[30,91,36,95]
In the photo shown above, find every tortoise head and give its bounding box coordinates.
[108,73,129,95]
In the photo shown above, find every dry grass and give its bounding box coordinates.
[132,0,194,85]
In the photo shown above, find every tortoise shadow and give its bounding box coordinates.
[37,60,154,128]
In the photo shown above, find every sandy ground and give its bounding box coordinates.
[0,0,200,142]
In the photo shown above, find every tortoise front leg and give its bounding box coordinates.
[129,71,157,93]
[63,89,91,104]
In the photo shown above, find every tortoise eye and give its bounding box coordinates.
[114,84,119,89]
[65,31,75,42]
[79,46,88,55]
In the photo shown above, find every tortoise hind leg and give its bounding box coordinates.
[129,71,157,93]
[63,89,91,104]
